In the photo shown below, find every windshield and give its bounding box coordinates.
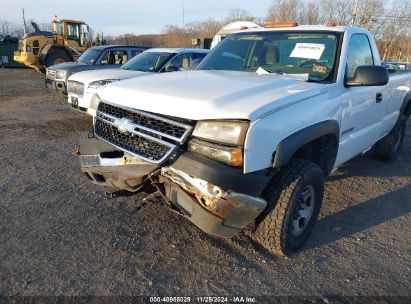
[198,31,341,82]
[77,48,101,64]
[121,52,173,72]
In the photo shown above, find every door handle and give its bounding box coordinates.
[376,92,383,103]
[375,93,382,103]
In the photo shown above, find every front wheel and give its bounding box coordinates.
[46,51,71,67]
[252,159,324,257]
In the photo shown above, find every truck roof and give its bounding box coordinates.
[144,48,209,54]
[238,24,361,34]
[89,45,150,50]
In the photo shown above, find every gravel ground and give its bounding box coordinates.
[0,68,410,298]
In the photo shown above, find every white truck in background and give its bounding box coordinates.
[78,24,411,257]
[210,21,261,49]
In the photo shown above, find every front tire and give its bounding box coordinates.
[253,159,324,257]
[46,51,71,67]
[375,113,407,161]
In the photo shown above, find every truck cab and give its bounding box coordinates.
[52,19,91,53]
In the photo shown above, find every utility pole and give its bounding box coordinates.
[182,2,185,27]
[351,0,360,26]
[22,8,27,35]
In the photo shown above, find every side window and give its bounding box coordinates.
[67,23,80,40]
[191,53,207,61]
[121,50,128,64]
[55,23,63,35]
[131,49,144,58]
[346,34,374,79]
[188,53,207,70]
[164,54,191,72]
[100,50,126,65]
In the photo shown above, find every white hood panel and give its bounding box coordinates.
[98,70,328,121]
[69,68,148,87]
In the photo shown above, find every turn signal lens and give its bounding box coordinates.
[188,139,243,167]
[264,22,298,28]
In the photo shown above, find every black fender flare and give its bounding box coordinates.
[39,44,77,65]
[273,120,340,168]
[401,91,411,118]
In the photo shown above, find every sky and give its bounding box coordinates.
[0,0,273,36]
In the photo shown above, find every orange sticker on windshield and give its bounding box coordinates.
[313,64,327,73]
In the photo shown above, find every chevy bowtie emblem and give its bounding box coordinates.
[116,117,135,134]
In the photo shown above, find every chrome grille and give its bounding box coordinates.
[94,101,193,164]
[67,80,84,96]
[98,102,189,140]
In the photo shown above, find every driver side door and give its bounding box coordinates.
[336,34,387,166]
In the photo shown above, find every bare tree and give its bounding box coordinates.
[224,8,256,23]
[319,0,354,25]
[266,0,301,23]
[356,0,385,39]
[299,1,320,24]
[0,20,12,35]
[379,0,411,61]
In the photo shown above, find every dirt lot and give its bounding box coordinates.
[0,68,410,298]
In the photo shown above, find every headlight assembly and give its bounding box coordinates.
[55,70,66,79]
[188,139,243,167]
[189,120,249,166]
[192,120,249,146]
[88,79,118,89]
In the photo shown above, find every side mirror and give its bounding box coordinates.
[345,65,389,87]
[165,65,179,72]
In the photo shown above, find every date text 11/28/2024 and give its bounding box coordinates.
[149,296,257,303]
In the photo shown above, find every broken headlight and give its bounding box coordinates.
[189,120,249,166]
[188,139,243,167]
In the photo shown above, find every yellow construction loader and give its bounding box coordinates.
[14,18,100,72]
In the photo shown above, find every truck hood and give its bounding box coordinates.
[49,63,122,75]
[69,69,148,86]
[48,62,84,71]
[98,70,329,121]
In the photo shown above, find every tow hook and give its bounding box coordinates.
[71,145,80,157]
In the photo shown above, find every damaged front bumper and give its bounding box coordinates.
[78,138,268,238]
[45,77,67,94]
[79,138,160,192]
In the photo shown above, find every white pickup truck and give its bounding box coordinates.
[78,24,411,256]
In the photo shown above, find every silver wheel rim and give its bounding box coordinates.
[291,185,315,237]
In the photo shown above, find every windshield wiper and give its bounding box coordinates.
[254,66,284,75]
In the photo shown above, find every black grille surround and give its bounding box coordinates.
[94,101,193,164]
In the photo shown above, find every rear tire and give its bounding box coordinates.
[375,113,407,161]
[46,51,71,67]
[253,159,324,257]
